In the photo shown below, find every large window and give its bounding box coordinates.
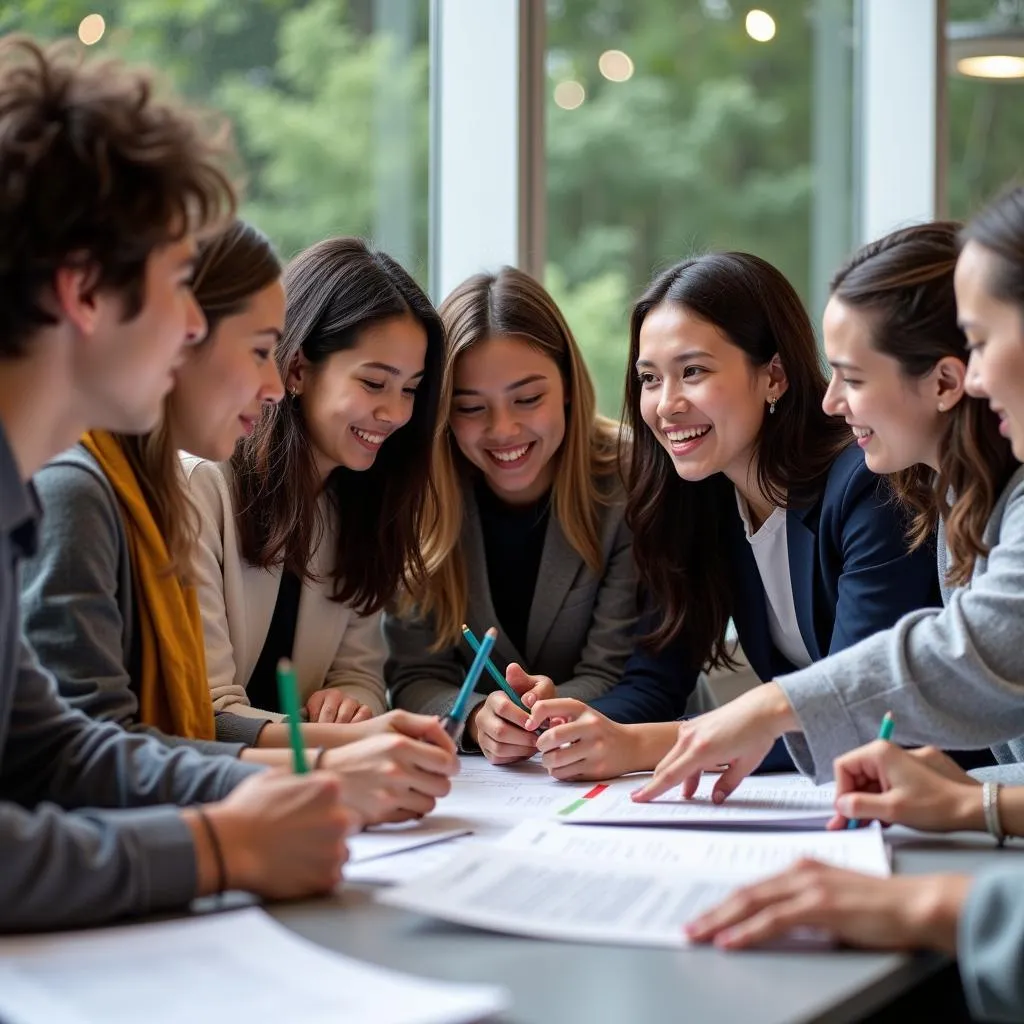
[544,0,856,413]
[2,1,431,283]
[946,0,1024,220]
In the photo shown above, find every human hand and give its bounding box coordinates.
[685,859,969,955]
[202,770,357,899]
[466,663,553,764]
[305,688,374,724]
[631,683,797,804]
[320,727,459,824]
[528,700,659,781]
[829,740,982,832]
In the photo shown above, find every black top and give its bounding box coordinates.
[246,569,303,715]
[476,481,551,657]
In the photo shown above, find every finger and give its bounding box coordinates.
[394,790,436,817]
[404,738,461,775]
[524,698,585,730]
[540,740,590,772]
[317,696,343,723]
[504,662,541,696]
[389,712,458,754]
[834,740,891,795]
[834,790,896,825]
[482,738,541,761]
[686,871,807,941]
[351,705,374,724]
[403,766,453,798]
[333,698,362,724]
[536,719,590,752]
[714,895,827,950]
[305,692,326,718]
[488,694,532,730]
[712,760,755,804]
[481,715,538,748]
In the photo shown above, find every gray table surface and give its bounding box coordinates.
[266,829,1024,1024]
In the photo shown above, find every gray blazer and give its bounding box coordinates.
[779,464,1024,782]
[19,447,265,755]
[385,480,639,720]
[961,867,1024,1021]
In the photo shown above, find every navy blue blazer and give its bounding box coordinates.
[590,445,943,761]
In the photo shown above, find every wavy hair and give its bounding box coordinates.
[232,237,444,615]
[626,252,850,665]
[829,221,1015,586]
[410,266,623,648]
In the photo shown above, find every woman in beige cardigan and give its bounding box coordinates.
[186,237,445,725]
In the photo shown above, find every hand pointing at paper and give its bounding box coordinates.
[631,682,799,803]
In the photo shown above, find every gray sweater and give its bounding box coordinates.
[19,448,265,754]
[961,867,1024,1021]
[781,464,1024,782]
[0,423,259,932]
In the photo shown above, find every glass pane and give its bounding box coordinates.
[2,1,431,284]
[946,0,1024,220]
[545,0,856,414]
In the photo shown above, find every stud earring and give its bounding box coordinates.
[937,402,946,412]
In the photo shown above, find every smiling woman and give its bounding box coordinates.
[385,266,640,763]
[183,236,445,729]
[520,251,944,784]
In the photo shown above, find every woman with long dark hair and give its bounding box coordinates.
[526,251,940,781]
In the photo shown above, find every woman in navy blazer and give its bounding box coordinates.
[523,252,941,780]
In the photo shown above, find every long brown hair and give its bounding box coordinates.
[232,237,444,615]
[117,220,281,577]
[829,222,1015,586]
[410,266,622,647]
[962,184,1024,307]
[626,252,850,665]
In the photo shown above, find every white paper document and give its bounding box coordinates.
[0,907,508,1024]
[560,772,837,828]
[437,757,592,834]
[380,821,889,947]
[348,816,472,864]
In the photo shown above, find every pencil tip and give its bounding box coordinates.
[485,626,498,637]
[461,624,469,631]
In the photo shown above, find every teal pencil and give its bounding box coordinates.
[846,711,893,830]
[461,624,528,713]
[276,658,308,774]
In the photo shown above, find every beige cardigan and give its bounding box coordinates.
[182,456,387,721]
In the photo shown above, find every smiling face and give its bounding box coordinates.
[168,278,286,461]
[820,296,959,474]
[959,240,1024,461]
[448,335,566,505]
[290,313,427,478]
[635,302,782,490]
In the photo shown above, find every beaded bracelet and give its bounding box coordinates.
[983,781,1006,847]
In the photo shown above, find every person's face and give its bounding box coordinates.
[448,335,566,506]
[821,296,961,474]
[959,239,1024,461]
[636,302,782,487]
[81,236,206,434]
[168,279,286,461]
[290,314,427,477]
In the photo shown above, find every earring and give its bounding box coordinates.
[937,402,946,412]
[769,397,777,415]
[288,386,298,399]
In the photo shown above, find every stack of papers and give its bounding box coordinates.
[380,819,890,948]
[0,907,508,1024]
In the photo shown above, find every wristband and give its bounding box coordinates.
[194,805,228,892]
[983,781,1006,847]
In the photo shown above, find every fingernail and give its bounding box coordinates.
[713,791,724,804]
[524,694,535,706]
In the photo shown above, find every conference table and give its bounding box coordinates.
[265,828,1024,1024]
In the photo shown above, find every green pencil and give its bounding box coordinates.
[846,711,893,829]
[461,624,528,713]
[276,657,308,774]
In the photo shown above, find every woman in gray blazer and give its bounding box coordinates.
[385,267,638,760]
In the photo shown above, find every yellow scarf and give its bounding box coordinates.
[81,432,216,740]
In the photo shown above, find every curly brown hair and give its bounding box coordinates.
[0,35,236,357]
